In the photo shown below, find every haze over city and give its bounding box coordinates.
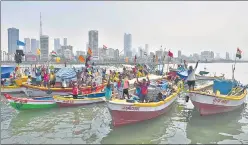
[2,1,248,59]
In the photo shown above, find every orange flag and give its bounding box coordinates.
[78,55,85,63]
[87,47,92,56]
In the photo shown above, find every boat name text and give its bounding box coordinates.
[122,106,140,111]
[212,98,229,105]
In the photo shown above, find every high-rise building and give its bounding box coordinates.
[24,38,31,53]
[63,38,67,46]
[8,28,19,54]
[36,40,40,49]
[88,30,99,59]
[124,33,132,57]
[226,52,230,60]
[40,35,49,61]
[31,39,37,54]
[145,44,149,54]
[54,38,60,51]
[178,50,182,58]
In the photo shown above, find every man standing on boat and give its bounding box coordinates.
[185,60,199,91]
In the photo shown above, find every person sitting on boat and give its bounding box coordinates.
[50,72,56,87]
[122,77,130,99]
[137,75,150,103]
[72,83,79,99]
[154,92,164,102]
[1,79,6,86]
[105,77,112,101]
[185,60,199,91]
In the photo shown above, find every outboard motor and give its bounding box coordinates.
[185,95,189,103]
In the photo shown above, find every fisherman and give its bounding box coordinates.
[122,76,130,99]
[36,70,42,86]
[72,83,79,99]
[137,75,150,103]
[134,81,141,97]
[117,75,123,99]
[105,77,112,101]
[43,71,49,87]
[185,60,199,91]
[50,71,56,87]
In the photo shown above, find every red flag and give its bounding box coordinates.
[134,55,137,63]
[103,45,107,49]
[168,51,173,58]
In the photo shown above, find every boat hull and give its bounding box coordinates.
[23,84,105,97]
[195,75,224,80]
[107,94,178,127]
[189,92,246,115]
[54,92,106,107]
[1,87,25,93]
[4,94,57,110]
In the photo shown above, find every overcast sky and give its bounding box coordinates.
[2,1,248,59]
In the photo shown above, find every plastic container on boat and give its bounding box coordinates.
[213,80,236,95]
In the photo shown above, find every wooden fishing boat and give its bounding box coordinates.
[22,83,106,97]
[3,93,57,110]
[187,80,247,115]
[53,92,105,107]
[107,81,182,127]
[195,74,225,80]
[1,85,25,93]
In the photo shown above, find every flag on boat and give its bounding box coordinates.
[78,55,85,63]
[51,51,57,57]
[103,45,107,49]
[134,55,137,63]
[168,51,173,58]
[17,40,25,46]
[236,48,242,59]
[87,47,92,56]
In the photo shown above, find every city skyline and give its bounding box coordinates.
[2,1,248,59]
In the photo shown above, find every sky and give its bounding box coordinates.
[2,1,248,59]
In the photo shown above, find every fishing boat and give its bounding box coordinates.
[187,79,247,115]
[1,85,25,93]
[3,93,57,110]
[195,74,225,80]
[53,92,106,107]
[22,83,106,97]
[107,80,182,127]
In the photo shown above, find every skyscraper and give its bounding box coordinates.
[88,30,99,59]
[8,28,19,54]
[40,35,49,61]
[145,44,149,54]
[63,38,67,46]
[124,33,132,57]
[31,39,37,54]
[24,38,31,53]
[54,38,60,51]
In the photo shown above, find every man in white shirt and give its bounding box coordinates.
[185,60,199,91]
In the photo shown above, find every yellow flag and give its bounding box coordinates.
[56,57,60,63]
[37,48,41,55]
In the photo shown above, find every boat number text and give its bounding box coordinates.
[213,98,229,105]
[63,100,74,104]
[122,106,140,111]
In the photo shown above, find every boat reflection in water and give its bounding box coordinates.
[6,104,111,144]
[185,104,246,144]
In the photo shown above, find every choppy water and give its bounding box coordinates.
[1,63,248,144]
